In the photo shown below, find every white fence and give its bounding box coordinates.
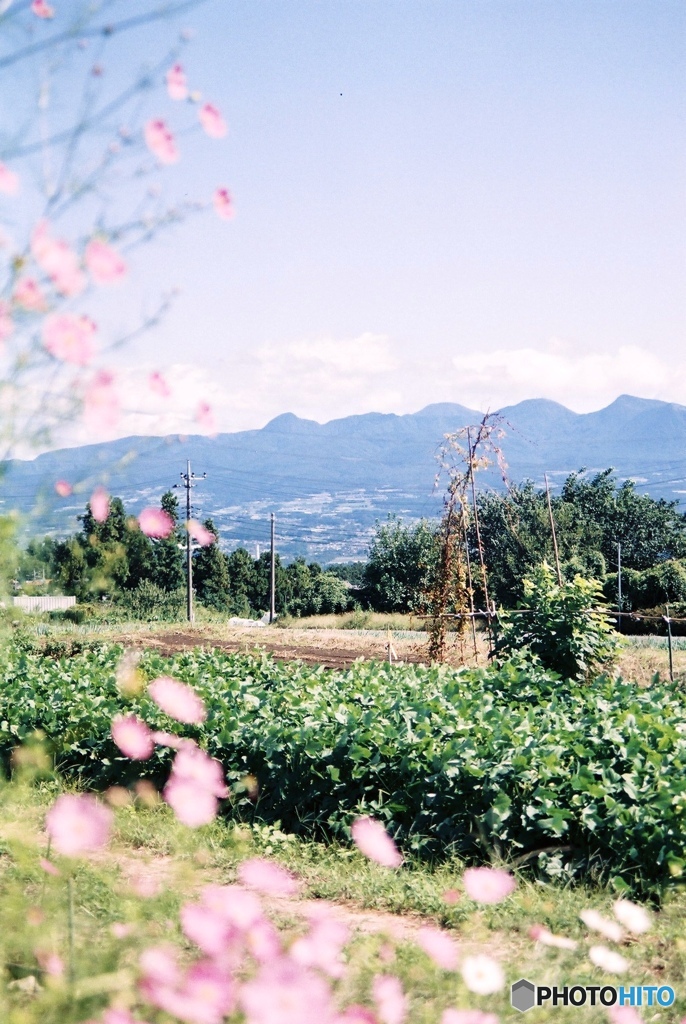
[13,595,77,613]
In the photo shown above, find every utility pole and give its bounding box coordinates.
[174,459,206,625]
[269,512,276,623]
[617,542,622,634]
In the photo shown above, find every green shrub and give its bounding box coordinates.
[120,580,185,621]
[493,562,621,679]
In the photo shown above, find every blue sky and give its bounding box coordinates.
[2,0,685,440]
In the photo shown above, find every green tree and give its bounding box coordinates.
[364,516,439,612]
[150,491,184,592]
[193,519,231,612]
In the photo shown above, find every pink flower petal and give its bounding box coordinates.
[138,507,174,538]
[13,276,47,311]
[416,925,459,971]
[148,676,206,724]
[199,102,227,139]
[373,975,407,1024]
[187,519,215,546]
[54,479,73,497]
[43,313,96,365]
[238,858,299,896]
[0,162,20,195]
[31,220,86,296]
[84,370,120,432]
[45,793,112,857]
[144,119,179,164]
[351,817,403,869]
[39,857,60,876]
[213,187,234,220]
[171,745,226,795]
[85,238,127,284]
[164,777,218,827]
[149,371,171,397]
[463,867,516,905]
[166,63,188,100]
[112,715,155,760]
[31,0,55,16]
[195,400,216,434]
[90,486,110,524]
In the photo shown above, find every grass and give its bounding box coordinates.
[2,779,685,1022]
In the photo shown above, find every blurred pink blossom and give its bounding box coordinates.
[199,103,227,139]
[112,715,155,760]
[416,925,459,971]
[102,1010,151,1024]
[149,371,171,397]
[171,745,227,795]
[85,238,127,284]
[90,486,110,523]
[441,1011,499,1024]
[580,909,624,943]
[148,676,206,724]
[31,220,86,296]
[0,162,20,195]
[337,1009,378,1024]
[43,313,96,365]
[607,1008,643,1024]
[528,924,577,950]
[613,899,651,935]
[152,730,188,749]
[13,276,47,311]
[45,793,112,857]
[188,519,215,547]
[0,301,13,343]
[238,857,299,896]
[240,959,338,1024]
[588,945,628,974]
[35,950,64,977]
[31,0,54,16]
[195,400,216,434]
[145,119,179,164]
[39,857,60,876]
[372,975,407,1024]
[290,906,349,978]
[213,187,234,220]
[460,955,505,995]
[84,370,120,432]
[54,479,73,497]
[463,867,516,904]
[110,922,133,939]
[166,63,188,100]
[351,817,403,869]
[138,507,174,538]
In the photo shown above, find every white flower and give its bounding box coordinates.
[530,925,578,950]
[613,899,651,935]
[589,945,629,974]
[460,955,505,995]
[579,908,624,942]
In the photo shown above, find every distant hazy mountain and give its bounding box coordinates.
[3,395,685,563]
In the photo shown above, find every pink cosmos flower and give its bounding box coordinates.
[290,906,349,978]
[43,313,96,365]
[138,507,174,538]
[588,945,628,974]
[579,908,624,943]
[181,900,235,957]
[171,745,226,795]
[0,162,20,195]
[441,1012,499,1024]
[84,370,120,432]
[240,959,338,1024]
[152,730,188,749]
[607,1009,643,1024]
[528,924,577,950]
[462,867,516,904]
[175,959,235,1024]
[31,0,55,16]
[195,400,216,434]
[31,220,86,296]
[199,102,227,139]
[166,63,188,100]
[54,479,73,497]
[351,817,403,869]
[337,1009,378,1024]
[460,955,505,995]
[416,925,459,971]
[0,301,13,343]
[45,793,113,856]
[35,950,64,977]
[112,715,155,760]
[85,238,127,284]
[238,857,299,896]
[188,519,215,547]
[13,276,47,311]
[372,975,407,1024]
[144,119,179,164]
[213,187,234,220]
[149,676,206,724]
[39,857,60,876]
[90,486,110,523]
[110,922,133,939]
[149,371,171,397]
[612,899,651,935]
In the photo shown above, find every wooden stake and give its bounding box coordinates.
[461,502,479,660]
[467,427,492,651]
[544,472,563,585]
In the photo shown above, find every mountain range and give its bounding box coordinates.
[3,394,686,563]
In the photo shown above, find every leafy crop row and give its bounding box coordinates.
[1,643,685,894]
